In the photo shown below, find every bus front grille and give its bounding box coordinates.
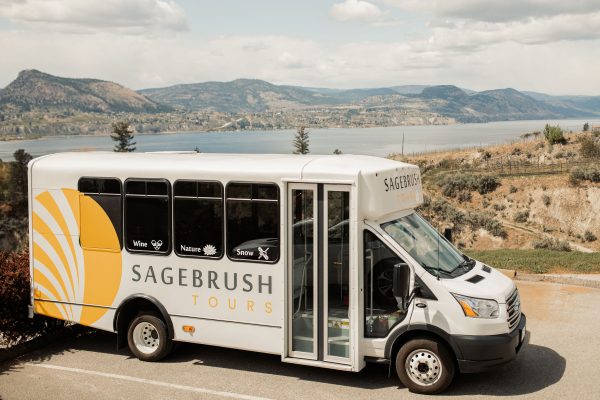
[506,288,521,331]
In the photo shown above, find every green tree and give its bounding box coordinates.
[543,124,566,145]
[111,121,136,152]
[583,122,590,132]
[9,149,32,212]
[293,126,310,155]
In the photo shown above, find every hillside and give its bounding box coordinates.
[394,131,600,254]
[139,79,340,113]
[0,70,166,114]
[141,80,599,122]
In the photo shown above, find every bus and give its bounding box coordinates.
[28,152,525,394]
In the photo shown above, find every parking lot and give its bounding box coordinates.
[1,280,599,400]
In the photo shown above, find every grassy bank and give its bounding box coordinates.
[465,249,600,274]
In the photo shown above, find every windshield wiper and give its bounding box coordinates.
[422,265,454,278]
[447,257,476,274]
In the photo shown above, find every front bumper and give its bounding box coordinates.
[454,313,526,373]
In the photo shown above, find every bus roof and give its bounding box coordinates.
[31,151,414,182]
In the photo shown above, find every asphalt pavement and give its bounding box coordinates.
[1,280,599,399]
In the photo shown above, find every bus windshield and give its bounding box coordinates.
[381,213,472,278]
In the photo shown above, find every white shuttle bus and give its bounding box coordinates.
[28,152,525,394]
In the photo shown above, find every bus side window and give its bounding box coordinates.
[124,179,171,255]
[78,177,122,251]
[226,182,280,263]
[173,180,224,258]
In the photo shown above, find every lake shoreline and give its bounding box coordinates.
[0,117,595,143]
[1,118,598,161]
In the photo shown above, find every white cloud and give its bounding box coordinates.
[384,0,600,22]
[330,0,391,25]
[0,0,187,34]
[423,11,600,52]
[380,0,600,58]
[1,30,598,95]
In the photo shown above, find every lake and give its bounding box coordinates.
[1,118,598,160]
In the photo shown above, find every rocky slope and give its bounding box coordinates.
[0,70,167,114]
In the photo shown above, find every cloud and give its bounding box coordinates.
[0,28,599,96]
[330,0,392,25]
[384,0,600,22]
[0,0,187,34]
[380,1,600,54]
[423,12,600,54]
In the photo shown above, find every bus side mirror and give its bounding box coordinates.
[393,263,411,309]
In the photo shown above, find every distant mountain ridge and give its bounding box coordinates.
[1,70,599,123]
[140,79,600,122]
[0,69,167,114]
[139,78,341,113]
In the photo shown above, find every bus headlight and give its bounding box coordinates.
[452,294,499,318]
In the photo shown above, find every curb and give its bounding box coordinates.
[515,273,600,289]
[0,325,87,364]
[498,268,517,278]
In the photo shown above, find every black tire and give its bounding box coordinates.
[396,338,455,395]
[127,314,173,362]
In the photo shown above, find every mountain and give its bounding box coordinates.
[141,79,596,122]
[139,79,341,113]
[2,70,599,125]
[414,86,594,122]
[524,91,600,117]
[0,69,167,113]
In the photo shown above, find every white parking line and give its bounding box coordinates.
[26,363,273,400]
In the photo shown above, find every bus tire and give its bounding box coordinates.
[127,314,173,362]
[395,338,455,394]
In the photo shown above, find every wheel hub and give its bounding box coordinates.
[405,349,442,386]
[132,321,160,354]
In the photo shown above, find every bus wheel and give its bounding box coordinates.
[396,338,455,394]
[127,314,173,362]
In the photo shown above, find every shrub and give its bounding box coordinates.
[509,185,518,193]
[543,124,567,145]
[533,237,571,252]
[0,251,64,347]
[438,174,500,198]
[542,194,551,207]
[482,218,507,238]
[569,167,586,185]
[457,191,472,202]
[439,174,476,197]
[476,175,500,194]
[493,203,506,211]
[579,136,600,158]
[514,210,530,223]
[584,230,598,242]
[570,166,600,184]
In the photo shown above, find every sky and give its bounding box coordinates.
[0,0,599,94]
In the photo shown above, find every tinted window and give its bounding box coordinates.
[78,177,122,249]
[226,182,279,263]
[125,179,171,254]
[227,183,252,199]
[174,180,223,258]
